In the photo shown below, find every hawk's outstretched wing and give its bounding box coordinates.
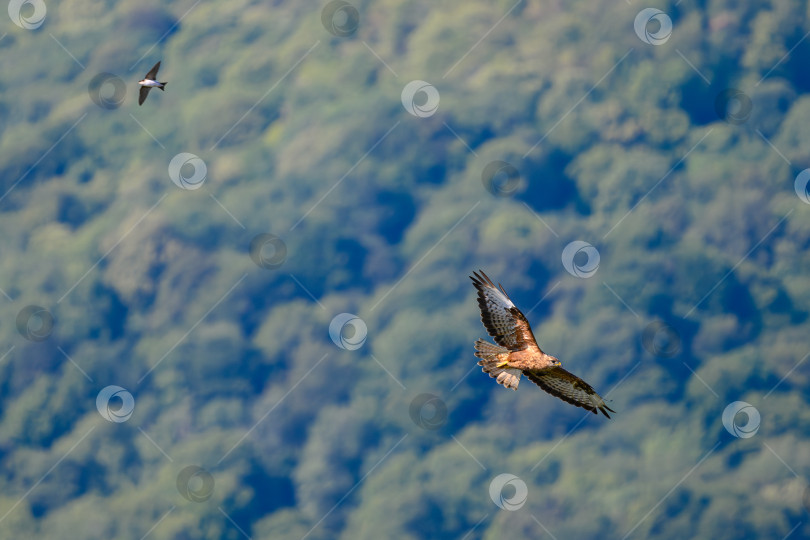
[470,270,540,352]
[524,366,615,418]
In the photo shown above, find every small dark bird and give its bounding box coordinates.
[138,61,167,105]
[470,270,615,418]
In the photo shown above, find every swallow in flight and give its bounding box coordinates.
[138,61,167,105]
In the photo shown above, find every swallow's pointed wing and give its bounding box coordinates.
[144,61,161,80]
[139,86,151,106]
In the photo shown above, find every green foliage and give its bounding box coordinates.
[0,0,809,538]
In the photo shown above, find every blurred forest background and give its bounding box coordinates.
[1,0,809,538]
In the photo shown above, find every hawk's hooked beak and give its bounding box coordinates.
[552,358,562,367]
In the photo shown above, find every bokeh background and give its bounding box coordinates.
[1,0,810,538]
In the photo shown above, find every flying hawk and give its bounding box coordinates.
[138,61,167,105]
[470,270,615,418]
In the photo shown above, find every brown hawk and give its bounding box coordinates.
[471,270,615,418]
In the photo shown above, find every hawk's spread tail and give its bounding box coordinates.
[474,339,521,390]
